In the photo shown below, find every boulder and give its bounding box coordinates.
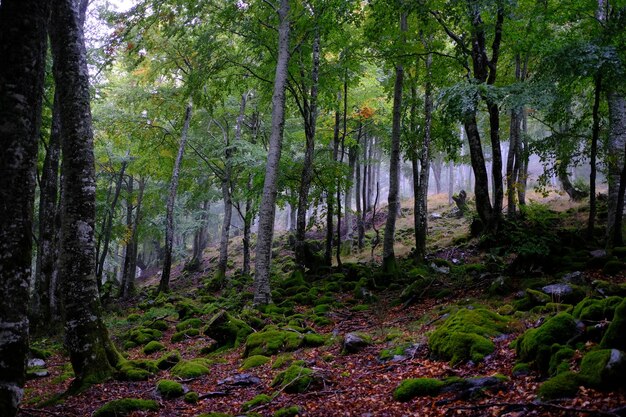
[342,332,372,354]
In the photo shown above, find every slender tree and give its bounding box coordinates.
[254,0,291,305]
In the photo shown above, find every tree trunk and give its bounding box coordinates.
[295,30,320,269]
[120,175,134,294]
[122,177,144,298]
[96,159,127,286]
[587,75,602,239]
[382,12,406,278]
[242,190,253,276]
[355,125,365,249]
[613,142,626,246]
[0,0,49,413]
[254,0,291,305]
[159,102,192,294]
[606,91,626,244]
[431,153,443,194]
[336,80,348,268]
[415,52,433,263]
[32,89,61,335]
[50,0,122,391]
[448,161,454,204]
[518,108,528,206]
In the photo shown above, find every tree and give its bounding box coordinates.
[0,0,49,414]
[50,0,122,389]
[254,0,292,305]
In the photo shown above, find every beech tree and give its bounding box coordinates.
[0,1,49,414]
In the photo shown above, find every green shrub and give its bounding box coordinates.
[241,355,270,370]
[143,341,165,355]
[156,379,184,399]
[393,378,444,401]
[92,398,158,417]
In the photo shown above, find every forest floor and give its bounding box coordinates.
[19,189,626,417]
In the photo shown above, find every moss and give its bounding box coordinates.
[128,327,162,346]
[428,308,511,364]
[156,379,184,399]
[313,304,332,314]
[170,358,211,378]
[184,391,199,404]
[241,355,270,370]
[548,345,574,376]
[603,260,625,275]
[516,313,579,374]
[146,320,169,331]
[600,298,626,350]
[530,303,573,315]
[593,280,626,297]
[241,394,272,411]
[203,310,253,351]
[244,327,324,357]
[579,349,626,389]
[380,343,411,361]
[271,363,317,393]
[573,296,622,321]
[513,289,551,311]
[143,341,165,355]
[538,371,581,400]
[156,350,181,370]
[176,318,203,331]
[127,313,142,322]
[272,353,294,369]
[117,359,158,381]
[393,378,444,401]
[273,406,301,417]
[313,316,332,326]
[171,328,200,343]
[176,300,201,320]
[512,362,531,376]
[30,346,53,359]
[92,398,159,417]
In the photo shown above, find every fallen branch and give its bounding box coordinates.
[198,391,231,399]
[19,408,61,416]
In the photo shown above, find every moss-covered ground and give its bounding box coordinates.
[20,192,626,416]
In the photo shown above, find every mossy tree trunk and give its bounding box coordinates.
[50,0,122,390]
[0,0,49,414]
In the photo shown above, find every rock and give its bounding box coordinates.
[579,349,626,389]
[601,298,626,350]
[430,212,442,219]
[218,373,261,386]
[203,310,253,350]
[562,271,585,285]
[430,263,450,274]
[542,283,573,298]
[28,358,45,368]
[590,249,607,258]
[343,332,371,354]
[26,368,49,378]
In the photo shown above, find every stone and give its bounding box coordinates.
[218,373,261,387]
[590,249,607,258]
[430,263,450,274]
[343,332,372,354]
[562,271,585,285]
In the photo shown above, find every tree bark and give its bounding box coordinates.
[587,75,602,239]
[254,0,291,305]
[606,91,626,244]
[325,111,341,266]
[0,0,49,413]
[122,177,144,298]
[159,102,192,293]
[295,30,320,269]
[50,0,122,391]
[32,89,61,334]
[355,124,365,249]
[382,12,407,278]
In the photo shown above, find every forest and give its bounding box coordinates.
[1,0,626,416]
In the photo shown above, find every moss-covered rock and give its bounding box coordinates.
[512,288,551,311]
[600,298,626,350]
[184,391,199,404]
[241,355,270,370]
[393,378,445,401]
[171,328,200,343]
[516,313,579,374]
[538,371,581,400]
[244,327,324,357]
[573,296,622,321]
[143,341,165,355]
[548,345,575,376]
[242,394,272,411]
[170,358,211,378]
[156,379,184,399]
[271,363,318,393]
[128,327,162,346]
[603,260,625,276]
[175,300,201,320]
[428,308,512,364]
[203,310,253,351]
[127,313,142,322]
[156,350,181,370]
[92,398,159,417]
[176,318,203,331]
[145,319,169,331]
[579,349,626,389]
[273,406,301,417]
[592,280,626,297]
[512,362,530,377]
[117,359,158,381]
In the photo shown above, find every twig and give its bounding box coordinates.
[198,391,230,399]
[19,408,61,416]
